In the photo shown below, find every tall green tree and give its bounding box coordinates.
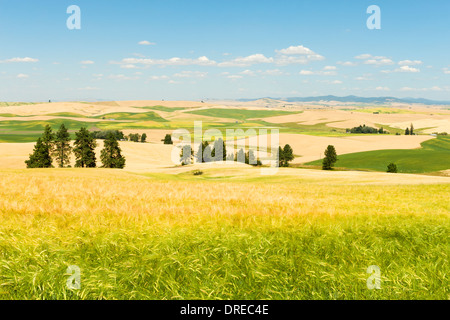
[180,145,193,165]
[53,123,72,168]
[100,132,126,169]
[42,124,55,154]
[275,146,285,167]
[73,127,97,168]
[211,138,227,162]
[235,148,246,163]
[410,123,414,135]
[141,133,147,143]
[405,127,410,135]
[247,149,256,165]
[322,145,338,170]
[282,144,294,167]
[25,137,53,168]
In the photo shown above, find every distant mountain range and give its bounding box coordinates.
[237,95,450,105]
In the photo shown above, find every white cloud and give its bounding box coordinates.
[240,69,255,76]
[356,74,372,81]
[354,54,394,66]
[364,58,394,66]
[109,74,139,80]
[174,71,207,78]
[149,75,169,80]
[1,57,38,63]
[138,41,155,45]
[399,86,443,92]
[121,64,138,69]
[337,61,358,67]
[17,73,29,79]
[299,70,337,76]
[218,54,273,67]
[80,60,95,65]
[397,65,420,72]
[375,86,390,91]
[323,66,337,70]
[355,54,372,60]
[227,75,243,79]
[443,68,450,74]
[276,45,315,55]
[398,60,422,66]
[118,56,216,67]
[383,65,420,73]
[78,86,100,91]
[260,69,284,76]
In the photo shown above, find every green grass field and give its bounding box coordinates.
[0,169,448,300]
[137,106,188,112]
[186,108,302,121]
[307,136,450,173]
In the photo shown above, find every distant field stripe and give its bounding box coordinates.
[186,108,302,121]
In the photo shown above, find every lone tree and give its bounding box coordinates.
[25,137,53,168]
[141,133,147,143]
[163,134,173,145]
[53,123,72,168]
[387,163,398,173]
[73,127,97,168]
[282,144,294,167]
[211,138,227,162]
[100,132,126,169]
[322,145,338,170]
[405,127,410,135]
[180,145,193,165]
[410,123,414,135]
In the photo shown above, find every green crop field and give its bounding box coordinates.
[137,106,188,112]
[186,108,302,121]
[307,136,450,173]
[94,111,168,122]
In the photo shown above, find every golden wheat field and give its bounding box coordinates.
[0,168,448,299]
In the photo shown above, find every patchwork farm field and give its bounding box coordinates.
[0,169,448,300]
[0,100,449,300]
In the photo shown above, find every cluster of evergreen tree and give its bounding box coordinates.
[26,125,125,169]
[347,124,386,134]
[92,130,124,140]
[192,138,263,166]
[234,149,262,166]
[405,123,414,135]
[127,133,147,143]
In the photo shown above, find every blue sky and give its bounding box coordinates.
[0,0,449,101]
